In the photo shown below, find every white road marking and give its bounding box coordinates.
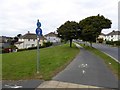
[79,64,88,68]
[5,84,22,88]
[82,70,86,74]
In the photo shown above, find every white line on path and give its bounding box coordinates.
[5,84,23,88]
[82,70,86,74]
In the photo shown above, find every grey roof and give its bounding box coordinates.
[100,33,106,36]
[107,30,120,36]
[21,33,37,39]
[20,33,47,40]
[44,32,58,37]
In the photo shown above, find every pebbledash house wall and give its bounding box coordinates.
[45,36,61,43]
[105,34,120,41]
[15,38,45,49]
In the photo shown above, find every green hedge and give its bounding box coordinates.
[106,41,120,46]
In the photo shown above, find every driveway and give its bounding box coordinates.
[53,44,118,88]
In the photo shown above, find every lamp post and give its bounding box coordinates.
[35,19,42,73]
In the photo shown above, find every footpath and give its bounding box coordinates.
[36,43,118,89]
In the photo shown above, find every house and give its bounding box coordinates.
[15,31,47,49]
[0,36,12,49]
[44,32,61,43]
[97,33,106,43]
[105,30,120,41]
[97,33,106,40]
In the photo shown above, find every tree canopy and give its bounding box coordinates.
[79,14,112,46]
[57,21,81,47]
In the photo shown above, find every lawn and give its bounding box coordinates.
[2,43,79,80]
[80,44,120,79]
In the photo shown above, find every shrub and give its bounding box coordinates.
[43,42,53,47]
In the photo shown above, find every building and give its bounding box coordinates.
[105,30,120,41]
[44,32,61,43]
[97,30,120,43]
[15,31,47,49]
[0,36,12,49]
[97,33,106,40]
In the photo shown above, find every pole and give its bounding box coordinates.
[37,36,40,73]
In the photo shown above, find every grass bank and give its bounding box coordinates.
[79,44,120,79]
[2,43,79,80]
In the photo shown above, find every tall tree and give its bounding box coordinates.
[79,14,112,47]
[57,21,81,47]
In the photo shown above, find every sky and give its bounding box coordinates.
[0,0,119,37]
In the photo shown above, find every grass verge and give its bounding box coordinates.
[2,43,79,80]
[80,44,120,79]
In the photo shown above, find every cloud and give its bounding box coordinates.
[0,0,119,36]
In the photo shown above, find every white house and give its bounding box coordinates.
[97,33,106,40]
[105,30,120,41]
[44,32,61,43]
[15,31,47,49]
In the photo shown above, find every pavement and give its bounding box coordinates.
[36,43,118,89]
[36,80,102,88]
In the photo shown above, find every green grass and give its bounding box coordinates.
[80,44,120,79]
[2,43,79,80]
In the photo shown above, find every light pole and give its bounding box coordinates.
[35,19,42,73]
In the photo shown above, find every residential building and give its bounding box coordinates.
[44,32,61,43]
[0,36,12,49]
[97,33,106,40]
[15,31,47,49]
[105,30,120,41]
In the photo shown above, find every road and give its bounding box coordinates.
[92,43,119,62]
[2,80,43,89]
[76,40,119,62]
[53,44,118,88]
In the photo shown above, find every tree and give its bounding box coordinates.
[79,14,112,47]
[17,34,22,38]
[57,21,81,47]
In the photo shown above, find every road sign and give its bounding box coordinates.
[36,27,42,36]
[37,20,41,28]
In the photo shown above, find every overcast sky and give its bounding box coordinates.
[0,0,119,37]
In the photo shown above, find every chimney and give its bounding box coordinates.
[28,31,30,33]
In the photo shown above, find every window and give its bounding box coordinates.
[28,39,30,41]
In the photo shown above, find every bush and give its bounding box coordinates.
[114,41,120,46]
[97,38,103,43]
[106,41,114,45]
[43,42,53,47]
[106,41,120,46]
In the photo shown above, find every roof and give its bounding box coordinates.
[21,33,37,39]
[20,32,47,40]
[15,41,23,44]
[100,33,106,36]
[107,30,120,36]
[44,32,58,37]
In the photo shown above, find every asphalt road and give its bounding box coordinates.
[92,43,119,62]
[2,80,43,89]
[76,40,119,62]
[53,44,118,88]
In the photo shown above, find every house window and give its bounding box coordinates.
[28,39,30,41]
[33,39,35,41]
[32,44,34,47]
